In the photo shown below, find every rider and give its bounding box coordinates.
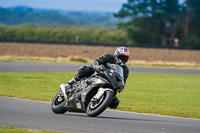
[61,47,130,108]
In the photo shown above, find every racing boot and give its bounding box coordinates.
[60,83,68,99]
[60,77,78,97]
[60,83,75,99]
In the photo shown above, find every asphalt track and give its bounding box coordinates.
[1,61,200,133]
[0,97,200,133]
[0,61,200,75]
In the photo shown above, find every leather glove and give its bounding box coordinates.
[93,65,104,72]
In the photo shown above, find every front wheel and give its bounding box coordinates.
[86,90,113,117]
[51,91,67,114]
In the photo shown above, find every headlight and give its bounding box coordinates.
[120,85,124,89]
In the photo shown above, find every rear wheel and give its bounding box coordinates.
[86,90,113,117]
[51,91,67,114]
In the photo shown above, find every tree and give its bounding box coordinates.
[115,0,181,46]
[179,0,200,48]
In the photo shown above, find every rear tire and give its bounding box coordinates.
[86,90,113,117]
[51,91,67,114]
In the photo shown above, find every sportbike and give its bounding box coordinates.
[51,63,124,117]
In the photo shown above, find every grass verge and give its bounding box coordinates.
[0,126,68,133]
[0,72,200,119]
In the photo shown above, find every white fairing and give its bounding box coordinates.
[93,78,105,84]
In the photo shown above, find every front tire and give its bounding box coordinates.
[86,90,113,117]
[51,91,67,114]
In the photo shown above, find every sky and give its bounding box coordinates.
[0,0,125,12]
[0,0,186,13]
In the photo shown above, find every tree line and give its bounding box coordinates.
[115,0,200,49]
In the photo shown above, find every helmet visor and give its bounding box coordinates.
[118,55,129,63]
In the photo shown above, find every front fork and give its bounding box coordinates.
[92,87,113,101]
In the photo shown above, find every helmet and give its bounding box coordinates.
[114,47,130,65]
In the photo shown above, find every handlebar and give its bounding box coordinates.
[106,63,112,68]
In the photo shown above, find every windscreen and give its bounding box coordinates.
[113,64,124,80]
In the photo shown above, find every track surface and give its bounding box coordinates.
[0,97,200,133]
[1,62,200,133]
[1,61,200,75]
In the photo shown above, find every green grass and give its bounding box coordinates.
[0,72,76,101]
[0,72,200,119]
[118,73,200,119]
[0,126,68,133]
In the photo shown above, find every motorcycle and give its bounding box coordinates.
[51,63,125,117]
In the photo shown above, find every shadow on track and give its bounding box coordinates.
[59,112,187,124]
